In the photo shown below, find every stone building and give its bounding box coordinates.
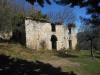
[25,18,77,50]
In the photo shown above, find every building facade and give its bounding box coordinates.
[25,18,77,50]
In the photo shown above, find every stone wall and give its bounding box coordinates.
[25,18,77,50]
[0,32,12,40]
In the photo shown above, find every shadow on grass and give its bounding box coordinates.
[0,54,76,75]
[95,56,100,59]
[93,51,100,59]
[95,51,100,55]
[55,51,78,58]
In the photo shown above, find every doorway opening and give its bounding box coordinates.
[69,40,72,49]
[51,35,57,50]
[51,23,56,32]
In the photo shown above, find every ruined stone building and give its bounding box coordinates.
[25,18,77,50]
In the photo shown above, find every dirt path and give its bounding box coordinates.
[39,58,81,75]
[40,58,80,68]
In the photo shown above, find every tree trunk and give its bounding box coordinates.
[90,39,95,59]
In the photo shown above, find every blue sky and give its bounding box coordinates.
[33,1,91,28]
[16,0,91,29]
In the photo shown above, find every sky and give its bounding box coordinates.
[16,0,91,29]
[33,1,91,29]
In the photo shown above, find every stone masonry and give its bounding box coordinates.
[25,18,77,50]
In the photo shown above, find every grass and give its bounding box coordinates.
[0,43,100,75]
[0,43,39,61]
[67,50,100,75]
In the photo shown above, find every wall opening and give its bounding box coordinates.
[69,40,72,49]
[68,28,71,34]
[51,35,57,50]
[51,23,56,32]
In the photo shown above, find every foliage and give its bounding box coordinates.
[78,17,100,50]
[0,0,26,44]
[26,0,51,7]
[0,0,25,32]
[28,10,49,21]
[0,0,48,44]
[11,13,26,45]
[78,28,100,51]
[78,17,100,59]
[12,13,25,32]
[55,0,100,26]
[26,0,100,14]
[77,32,90,50]
[55,0,100,13]
[0,0,13,32]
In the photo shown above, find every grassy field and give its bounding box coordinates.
[0,43,100,75]
[67,50,100,75]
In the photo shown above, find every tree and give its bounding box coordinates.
[11,13,26,45]
[46,6,76,24]
[0,0,48,43]
[0,0,14,32]
[0,0,26,44]
[55,0,100,26]
[54,0,100,14]
[26,0,51,7]
[78,17,100,59]
[26,0,100,14]
[0,0,26,32]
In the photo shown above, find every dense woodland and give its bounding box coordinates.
[0,0,48,45]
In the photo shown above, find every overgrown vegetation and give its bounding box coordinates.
[28,10,49,22]
[0,0,48,44]
[0,0,13,32]
[77,17,100,59]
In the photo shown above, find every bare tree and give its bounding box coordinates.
[0,0,26,43]
[0,0,13,32]
[78,17,100,59]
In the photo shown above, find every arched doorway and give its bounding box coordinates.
[51,35,57,50]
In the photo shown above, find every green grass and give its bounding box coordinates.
[0,43,100,75]
[0,43,39,61]
[67,50,100,75]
